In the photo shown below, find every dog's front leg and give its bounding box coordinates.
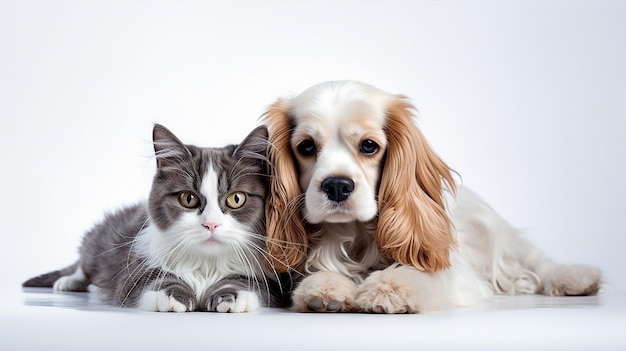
[291,271,359,312]
[355,264,459,313]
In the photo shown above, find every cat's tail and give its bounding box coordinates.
[22,262,79,288]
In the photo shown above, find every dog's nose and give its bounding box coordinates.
[321,176,354,202]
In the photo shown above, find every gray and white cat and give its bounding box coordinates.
[23,124,290,312]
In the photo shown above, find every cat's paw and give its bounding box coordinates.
[140,290,195,312]
[210,291,260,313]
[53,276,89,292]
[543,265,601,296]
[291,272,358,312]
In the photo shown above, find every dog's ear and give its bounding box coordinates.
[376,96,456,271]
[261,100,308,273]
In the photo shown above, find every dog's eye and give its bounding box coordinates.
[296,140,317,156]
[359,139,379,155]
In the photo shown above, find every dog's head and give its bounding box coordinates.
[263,81,456,273]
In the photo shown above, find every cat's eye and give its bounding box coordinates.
[179,191,200,209]
[296,139,317,157]
[226,192,246,209]
[359,139,379,155]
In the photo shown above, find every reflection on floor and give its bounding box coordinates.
[5,287,626,351]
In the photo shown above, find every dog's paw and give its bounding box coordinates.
[211,291,260,313]
[355,268,417,314]
[140,289,195,312]
[356,265,456,314]
[543,265,601,296]
[291,272,358,312]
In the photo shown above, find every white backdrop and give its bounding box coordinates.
[1,0,624,293]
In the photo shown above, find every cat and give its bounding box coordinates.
[23,124,291,312]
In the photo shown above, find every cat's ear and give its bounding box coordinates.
[152,124,191,169]
[233,126,269,162]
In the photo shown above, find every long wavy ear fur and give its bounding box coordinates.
[261,100,308,273]
[376,96,456,271]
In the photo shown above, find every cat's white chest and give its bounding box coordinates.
[134,224,250,300]
[176,264,229,300]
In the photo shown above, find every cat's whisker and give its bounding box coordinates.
[230,244,257,292]
[90,241,134,259]
[227,158,246,180]
[237,243,269,301]
[232,171,272,183]
[249,232,308,266]
[243,236,306,279]
[112,255,147,284]
[230,141,269,175]
[119,257,152,307]
[160,234,194,270]
[287,193,306,218]
[123,220,161,295]
[157,165,195,184]
[115,241,146,299]
[249,233,308,248]
[231,244,252,277]
[237,242,275,306]
[243,240,302,306]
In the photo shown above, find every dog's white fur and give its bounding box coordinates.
[263,80,601,313]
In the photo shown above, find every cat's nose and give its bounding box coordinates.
[203,221,221,233]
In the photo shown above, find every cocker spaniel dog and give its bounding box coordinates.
[262,80,601,313]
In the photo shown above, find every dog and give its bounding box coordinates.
[262,80,601,313]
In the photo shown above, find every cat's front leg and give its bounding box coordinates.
[139,278,196,312]
[209,290,260,313]
[202,276,260,313]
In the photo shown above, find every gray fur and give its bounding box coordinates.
[23,124,291,311]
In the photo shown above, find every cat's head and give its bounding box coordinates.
[148,124,269,258]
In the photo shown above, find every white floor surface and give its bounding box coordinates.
[2,287,625,351]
